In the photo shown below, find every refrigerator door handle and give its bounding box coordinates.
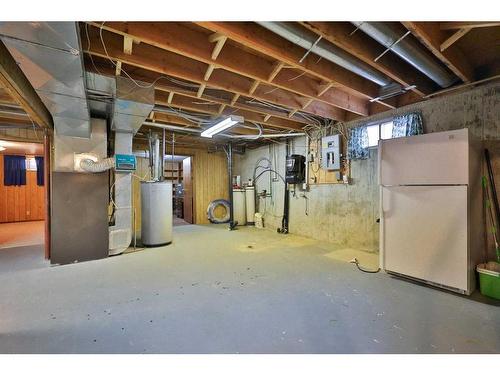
[379,186,385,271]
[378,141,383,185]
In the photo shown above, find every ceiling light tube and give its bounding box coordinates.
[201,115,244,138]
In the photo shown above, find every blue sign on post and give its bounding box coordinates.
[115,154,136,172]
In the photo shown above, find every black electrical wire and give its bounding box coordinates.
[350,258,380,273]
[254,168,285,183]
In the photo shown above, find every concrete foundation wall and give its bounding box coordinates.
[234,82,500,252]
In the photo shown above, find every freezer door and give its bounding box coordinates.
[381,185,468,292]
[379,128,469,185]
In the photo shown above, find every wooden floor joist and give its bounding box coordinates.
[301,22,437,97]
[195,22,388,106]
[155,90,304,131]
[88,22,367,116]
[84,57,311,128]
[82,27,347,121]
[402,22,474,83]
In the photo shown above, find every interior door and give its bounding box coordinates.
[381,185,468,291]
[183,157,193,224]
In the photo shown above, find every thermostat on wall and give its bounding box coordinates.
[115,154,136,172]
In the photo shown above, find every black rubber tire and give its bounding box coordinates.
[207,199,230,224]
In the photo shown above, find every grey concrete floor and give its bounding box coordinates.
[0,225,499,354]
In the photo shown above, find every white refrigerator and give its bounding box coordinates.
[379,128,484,295]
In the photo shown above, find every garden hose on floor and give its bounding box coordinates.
[207,199,231,224]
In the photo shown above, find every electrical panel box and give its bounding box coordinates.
[115,154,136,172]
[285,154,306,184]
[321,134,341,170]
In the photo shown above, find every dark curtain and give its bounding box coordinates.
[35,156,44,186]
[3,155,26,186]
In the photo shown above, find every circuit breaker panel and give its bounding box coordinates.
[321,134,341,170]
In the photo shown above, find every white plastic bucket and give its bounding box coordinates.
[254,213,264,229]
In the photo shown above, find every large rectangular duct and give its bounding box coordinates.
[109,77,154,255]
[0,22,91,138]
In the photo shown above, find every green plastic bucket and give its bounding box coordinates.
[477,263,500,300]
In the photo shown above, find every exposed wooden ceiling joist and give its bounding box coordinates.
[88,22,368,117]
[195,22,396,111]
[82,25,347,121]
[402,22,474,83]
[155,90,305,131]
[300,22,438,97]
[84,56,310,130]
[440,22,500,30]
[0,40,53,130]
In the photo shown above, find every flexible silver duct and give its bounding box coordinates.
[80,157,115,173]
[351,22,457,88]
[257,22,392,87]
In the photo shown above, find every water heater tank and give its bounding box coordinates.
[141,181,173,246]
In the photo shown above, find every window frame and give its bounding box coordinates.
[365,117,395,149]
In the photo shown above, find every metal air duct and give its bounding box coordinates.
[351,22,457,88]
[0,22,91,137]
[257,22,392,87]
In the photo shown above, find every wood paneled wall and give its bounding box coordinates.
[190,148,228,224]
[132,146,228,237]
[0,156,45,223]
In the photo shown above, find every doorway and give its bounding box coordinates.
[164,154,193,226]
[0,138,49,269]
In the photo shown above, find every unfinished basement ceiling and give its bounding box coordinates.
[72,21,500,149]
[1,21,499,150]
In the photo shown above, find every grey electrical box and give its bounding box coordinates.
[321,134,341,170]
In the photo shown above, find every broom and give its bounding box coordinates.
[482,175,500,263]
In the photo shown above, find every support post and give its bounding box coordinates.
[161,128,166,181]
[278,139,290,234]
[227,142,236,230]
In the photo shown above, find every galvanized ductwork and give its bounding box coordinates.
[257,21,392,87]
[351,22,457,88]
[0,22,91,137]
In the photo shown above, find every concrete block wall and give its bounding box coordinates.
[234,82,500,252]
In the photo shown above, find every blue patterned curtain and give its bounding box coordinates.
[392,112,424,138]
[35,156,44,186]
[347,126,369,160]
[3,155,26,186]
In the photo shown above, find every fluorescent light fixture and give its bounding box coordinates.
[201,115,244,138]
[0,146,5,151]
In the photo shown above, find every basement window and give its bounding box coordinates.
[366,121,394,147]
[25,156,37,171]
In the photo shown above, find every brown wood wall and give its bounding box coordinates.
[0,155,45,223]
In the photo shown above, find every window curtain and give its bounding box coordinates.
[3,155,26,186]
[35,156,44,186]
[347,126,369,160]
[392,111,424,138]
